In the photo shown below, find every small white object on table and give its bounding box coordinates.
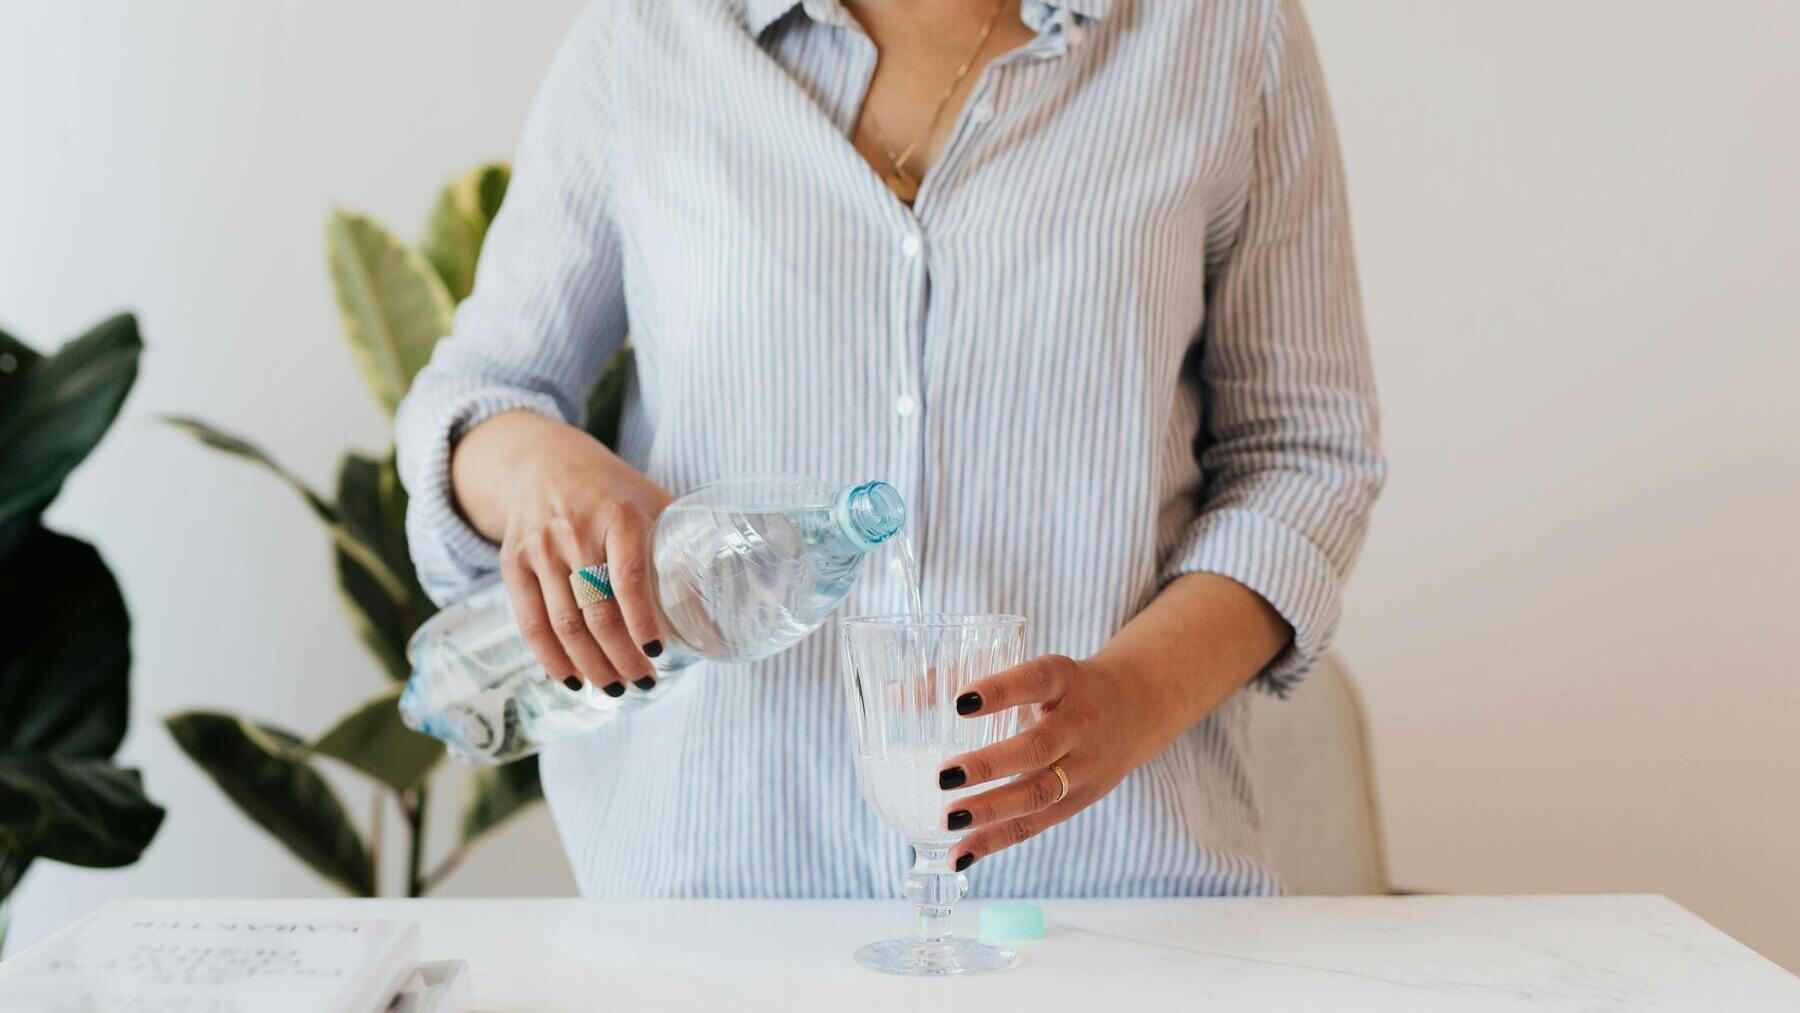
[16,895,1798,1011]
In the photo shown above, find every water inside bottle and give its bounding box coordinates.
[654,503,875,665]
[404,477,905,765]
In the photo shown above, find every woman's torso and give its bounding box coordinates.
[540,0,1283,898]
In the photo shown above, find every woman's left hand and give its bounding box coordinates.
[936,653,1191,872]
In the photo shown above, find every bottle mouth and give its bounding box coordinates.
[836,481,905,549]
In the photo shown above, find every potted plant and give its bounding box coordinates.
[0,314,165,951]
[164,163,629,896]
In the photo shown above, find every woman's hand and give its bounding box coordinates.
[934,654,1186,871]
[936,572,1294,871]
[451,410,674,696]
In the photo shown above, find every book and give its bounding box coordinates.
[0,901,421,1013]
[387,959,474,1013]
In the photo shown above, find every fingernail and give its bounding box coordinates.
[947,809,972,831]
[633,675,657,691]
[955,692,982,715]
[642,639,664,659]
[562,676,582,691]
[955,852,975,872]
[603,681,626,698]
[939,766,966,790]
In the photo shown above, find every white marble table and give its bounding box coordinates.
[20,895,1800,1010]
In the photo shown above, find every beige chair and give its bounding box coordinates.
[1247,654,1390,895]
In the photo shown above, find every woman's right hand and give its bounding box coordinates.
[451,410,674,696]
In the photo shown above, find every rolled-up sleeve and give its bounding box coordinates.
[1161,0,1386,695]
[395,3,627,606]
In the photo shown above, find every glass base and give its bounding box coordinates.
[854,937,1018,976]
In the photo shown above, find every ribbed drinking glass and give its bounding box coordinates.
[840,614,1026,976]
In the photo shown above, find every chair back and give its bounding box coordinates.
[1247,654,1389,895]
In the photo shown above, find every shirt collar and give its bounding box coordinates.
[741,0,1110,37]
[1040,0,1111,20]
[742,0,827,35]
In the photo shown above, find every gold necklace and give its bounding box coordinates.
[862,0,1007,205]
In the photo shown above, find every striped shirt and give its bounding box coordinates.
[396,0,1383,898]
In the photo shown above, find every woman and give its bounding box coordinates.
[397,0,1383,897]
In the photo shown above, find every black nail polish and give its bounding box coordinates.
[633,675,657,691]
[955,692,982,716]
[939,766,966,790]
[642,639,664,659]
[603,681,626,698]
[954,853,975,872]
[562,676,582,691]
[947,810,972,831]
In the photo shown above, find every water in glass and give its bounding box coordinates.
[840,613,1025,975]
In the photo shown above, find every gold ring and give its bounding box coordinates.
[1049,764,1070,805]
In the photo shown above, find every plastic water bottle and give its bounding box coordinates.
[400,477,905,764]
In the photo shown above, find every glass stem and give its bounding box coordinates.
[905,845,964,944]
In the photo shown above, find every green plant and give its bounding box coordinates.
[0,314,165,940]
[164,163,631,896]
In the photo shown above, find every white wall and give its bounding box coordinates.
[3,0,1797,973]
[0,0,592,953]
[1306,0,1800,972]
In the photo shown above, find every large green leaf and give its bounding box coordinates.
[327,211,454,415]
[584,347,634,449]
[461,755,542,846]
[419,163,510,303]
[165,711,374,896]
[337,455,407,582]
[335,455,413,681]
[163,416,336,524]
[165,418,411,608]
[334,453,434,670]
[336,545,410,682]
[0,314,141,551]
[0,318,47,560]
[0,845,30,903]
[378,455,435,623]
[0,528,131,760]
[308,690,442,792]
[0,757,164,868]
[0,323,42,400]
[0,511,32,565]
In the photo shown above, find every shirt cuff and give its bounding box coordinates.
[398,386,567,606]
[1159,507,1344,697]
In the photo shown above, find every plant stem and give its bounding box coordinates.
[406,786,428,898]
[368,788,386,897]
[423,845,469,894]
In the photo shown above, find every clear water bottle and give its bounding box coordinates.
[400,477,905,764]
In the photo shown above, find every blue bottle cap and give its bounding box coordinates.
[980,902,1045,942]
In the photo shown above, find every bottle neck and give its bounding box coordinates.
[832,481,905,552]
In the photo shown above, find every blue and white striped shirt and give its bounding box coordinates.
[397,0,1383,898]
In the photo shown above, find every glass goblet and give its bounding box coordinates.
[840,614,1026,976]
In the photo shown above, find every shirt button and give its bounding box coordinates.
[893,393,918,418]
[970,101,995,124]
[900,234,922,258]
